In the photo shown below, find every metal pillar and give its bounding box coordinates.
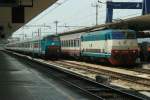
[142,0,150,15]
[106,0,150,23]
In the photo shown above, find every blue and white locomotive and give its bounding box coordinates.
[80,29,139,65]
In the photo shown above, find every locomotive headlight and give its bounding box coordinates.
[132,50,136,53]
[114,50,119,53]
[52,43,55,45]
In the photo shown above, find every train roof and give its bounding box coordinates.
[7,34,59,45]
[81,29,135,37]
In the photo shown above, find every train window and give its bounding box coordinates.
[73,40,75,47]
[64,41,66,47]
[70,40,72,47]
[76,40,78,47]
[81,36,83,41]
[70,40,71,47]
[67,40,68,47]
[72,40,75,47]
[112,31,136,39]
[61,41,63,47]
[64,40,67,47]
[34,42,38,48]
[78,40,80,46]
[71,40,72,47]
[53,37,59,42]
[63,41,64,47]
[63,41,66,47]
[74,40,76,47]
[73,40,74,47]
[63,41,65,47]
[68,40,70,47]
[65,41,66,47]
[112,32,124,39]
[66,40,68,47]
[69,40,71,47]
[125,32,136,39]
[71,40,73,47]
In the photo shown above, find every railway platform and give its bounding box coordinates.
[0,51,91,100]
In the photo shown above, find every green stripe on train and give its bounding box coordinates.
[81,52,111,58]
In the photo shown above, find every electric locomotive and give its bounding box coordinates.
[81,29,139,65]
[43,35,61,58]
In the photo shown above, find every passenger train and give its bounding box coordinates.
[6,29,139,65]
[6,35,61,58]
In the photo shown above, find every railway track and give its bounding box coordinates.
[5,50,146,100]
[130,68,150,75]
[52,60,150,87]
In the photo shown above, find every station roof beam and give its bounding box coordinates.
[106,0,150,23]
[0,0,57,43]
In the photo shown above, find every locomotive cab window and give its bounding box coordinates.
[112,32,125,39]
[112,31,136,39]
[125,32,136,39]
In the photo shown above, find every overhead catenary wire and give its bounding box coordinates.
[55,0,142,29]
[15,0,143,37]
[13,0,70,36]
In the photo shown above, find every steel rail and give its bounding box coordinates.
[4,50,145,100]
[54,61,150,87]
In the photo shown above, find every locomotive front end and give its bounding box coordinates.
[44,35,61,58]
[108,30,139,65]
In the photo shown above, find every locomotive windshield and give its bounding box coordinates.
[112,31,136,39]
[46,36,59,41]
[125,32,136,39]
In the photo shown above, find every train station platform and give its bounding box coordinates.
[0,51,90,100]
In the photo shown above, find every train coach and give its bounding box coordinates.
[60,32,82,57]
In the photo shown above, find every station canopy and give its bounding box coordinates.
[60,14,150,36]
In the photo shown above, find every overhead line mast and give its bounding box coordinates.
[91,0,101,26]
[54,21,59,35]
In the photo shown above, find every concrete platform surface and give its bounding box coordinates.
[0,51,91,100]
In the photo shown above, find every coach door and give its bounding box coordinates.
[104,34,110,54]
